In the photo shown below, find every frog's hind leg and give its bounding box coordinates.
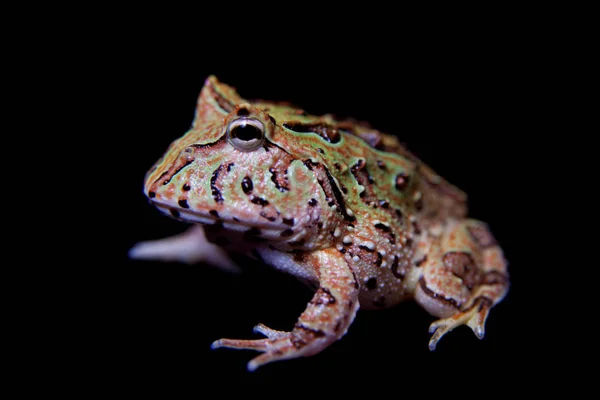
[414,219,509,350]
[128,225,240,273]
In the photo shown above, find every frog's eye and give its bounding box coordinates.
[226,118,265,152]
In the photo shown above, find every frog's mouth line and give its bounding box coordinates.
[152,202,301,241]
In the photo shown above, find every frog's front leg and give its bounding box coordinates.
[211,247,360,371]
[128,225,240,273]
[414,219,509,350]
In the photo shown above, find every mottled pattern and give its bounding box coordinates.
[132,75,510,370]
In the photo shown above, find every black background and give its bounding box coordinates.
[59,22,551,393]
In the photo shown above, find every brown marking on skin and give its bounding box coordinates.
[317,148,325,154]
[375,252,383,267]
[283,122,341,143]
[482,271,509,286]
[226,162,235,172]
[418,277,460,309]
[269,167,290,192]
[294,323,326,337]
[207,81,235,112]
[443,251,479,290]
[210,164,224,203]
[308,198,318,207]
[149,191,156,198]
[282,218,295,226]
[351,271,359,289]
[182,184,191,191]
[178,199,189,208]
[310,287,337,305]
[293,252,307,263]
[307,160,354,222]
[391,256,404,279]
[359,245,375,252]
[374,222,391,232]
[209,209,219,218]
[338,247,346,254]
[379,200,389,209]
[280,228,294,237]
[377,160,387,170]
[351,159,377,205]
[241,176,253,194]
[251,196,269,206]
[365,277,377,290]
[260,211,276,222]
[415,255,427,267]
[268,115,277,124]
[411,221,421,235]
[467,225,498,248]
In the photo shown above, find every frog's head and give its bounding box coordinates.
[143,76,348,249]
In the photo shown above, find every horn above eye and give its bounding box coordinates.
[226,118,265,152]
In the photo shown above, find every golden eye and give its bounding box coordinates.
[226,118,265,152]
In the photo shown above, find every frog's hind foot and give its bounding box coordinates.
[414,219,509,351]
[428,295,493,350]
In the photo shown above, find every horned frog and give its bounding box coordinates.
[129,75,509,371]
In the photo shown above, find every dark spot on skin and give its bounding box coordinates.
[148,191,156,198]
[303,159,314,170]
[269,115,276,124]
[375,252,383,266]
[251,196,269,206]
[418,277,461,309]
[374,222,391,232]
[233,217,240,222]
[269,168,289,192]
[209,209,219,218]
[334,162,342,170]
[317,148,325,154]
[210,164,224,203]
[283,218,295,226]
[178,199,189,209]
[395,172,410,191]
[415,255,427,267]
[170,209,180,218]
[391,256,404,279]
[341,184,348,194]
[395,209,403,219]
[405,238,414,248]
[308,198,318,207]
[467,225,498,248]
[227,162,235,172]
[280,228,294,237]
[379,200,389,209]
[348,223,355,228]
[411,221,421,235]
[237,108,249,116]
[351,271,359,289]
[317,221,323,229]
[339,247,346,254]
[366,277,377,290]
[359,245,375,253]
[335,321,342,333]
[260,211,276,221]
[310,287,337,305]
[367,175,374,184]
[160,159,194,186]
[182,184,191,191]
[377,160,387,170]
[241,176,253,194]
[293,252,307,263]
[373,296,386,308]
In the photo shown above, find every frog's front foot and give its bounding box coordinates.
[212,323,331,371]
[211,248,360,371]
